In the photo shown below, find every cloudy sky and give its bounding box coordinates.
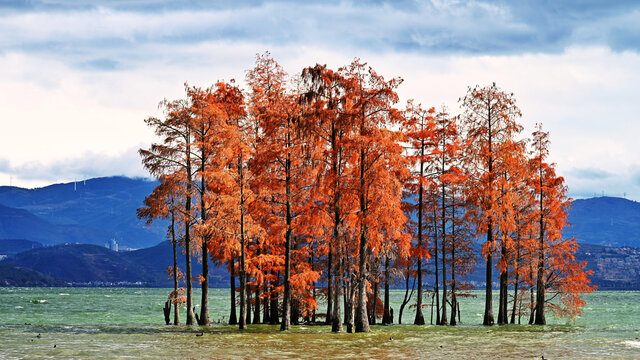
[1,0,639,200]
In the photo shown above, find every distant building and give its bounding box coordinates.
[106,238,118,252]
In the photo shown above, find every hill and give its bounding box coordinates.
[0,264,64,287]
[0,177,167,248]
[0,204,112,246]
[0,239,43,255]
[0,242,228,287]
[565,197,640,247]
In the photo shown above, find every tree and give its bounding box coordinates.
[340,59,407,333]
[137,173,184,325]
[247,53,321,331]
[429,108,465,325]
[140,94,197,325]
[528,124,594,324]
[402,101,435,325]
[460,83,523,326]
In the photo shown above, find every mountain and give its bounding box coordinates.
[0,176,167,248]
[565,197,640,247]
[0,242,229,287]
[2,241,638,289]
[0,264,64,287]
[0,204,112,246]
[0,239,43,255]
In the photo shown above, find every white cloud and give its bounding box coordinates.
[0,2,639,199]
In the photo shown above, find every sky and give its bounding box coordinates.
[1,0,639,200]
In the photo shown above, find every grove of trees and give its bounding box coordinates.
[138,53,594,332]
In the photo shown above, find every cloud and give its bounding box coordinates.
[0,1,639,201]
[0,146,148,188]
[570,168,614,180]
[1,0,640,73]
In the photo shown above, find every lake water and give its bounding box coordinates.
[1,288,638,359]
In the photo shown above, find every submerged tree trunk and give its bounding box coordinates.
[229,258,238,325]
[263,276,270,324]
[534,182,546,325]
[170,209,180,325]
[246,277,252,325]
[270,272,279,325]
[326,244,333,325]
[370,280,378,325]
[184,139,195,326]
[483,223,495,326]
[440,180,448,326]
[253,280,261,324]
[280,149,293,331]
[434,213,441,326]
[399,263,415,325]
[382,256,392,325]
[498,240,508,325]
[528,268,536,325]
[415,157,425,326]
[331,246,343,332]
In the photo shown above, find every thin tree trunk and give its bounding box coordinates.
[483,224,495,326]
[498,240,508,325]
[280,146,292,331]
[383,255,391,325]
[440,157,448,326]
[528,269,536,325]
[228,257,237,325]
[483,104,495,327]
[199,158,210,325]
[246,279,252,325]
[253,277,261,324]
[326,244,333,325]
[185,141,195,325]
[171,208,180,325]
[331,245,343,332]
[270,271,279,325]
[263,275,270,324]
[355,147,370,333]
[415,147,425,326]
[399,267,415,325]
[449,201,457,326]
[434,211,441,326]
[370,280,378,325]
[534,170,546,325]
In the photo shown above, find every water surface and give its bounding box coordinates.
[1,288,638,359]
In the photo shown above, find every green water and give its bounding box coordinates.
[1,288,638,359]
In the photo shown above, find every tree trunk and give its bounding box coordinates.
[483,223,495,326]
[228,258,237,325]
[280,149,292,331]
[534,188,546,325]
[399,262,415,325]
[383,256,392,325]
[270,271,279,325]
[326,244,333,325]
[331,248,343,332]
[415,154,425,326]
[185,139,195,326]
[498,240,508,325]
[253,280,261,324]
[434,212,441,326]
[263,276,270,324]
[440,168,448,326]
[528,270,536,325]
[246,276,252,325]
[171,210,180,325]
[370,280,378,325]
[198,140,210,326]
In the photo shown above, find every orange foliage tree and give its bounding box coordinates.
[138,58,594,332]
